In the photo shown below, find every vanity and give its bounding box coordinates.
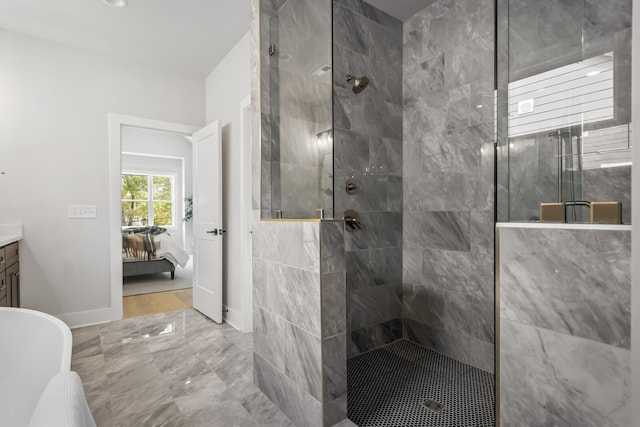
[0,224,22,308]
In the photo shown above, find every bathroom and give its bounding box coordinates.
[250,0,635,426]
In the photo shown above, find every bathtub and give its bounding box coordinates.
[0,307,93,426]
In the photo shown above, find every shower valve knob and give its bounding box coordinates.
[345,180,358,194]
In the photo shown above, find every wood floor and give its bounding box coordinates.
[123,288,193,318]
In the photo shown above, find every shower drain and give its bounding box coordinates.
[421,399,445,413]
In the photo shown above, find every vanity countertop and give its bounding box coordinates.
[0,223,23,246]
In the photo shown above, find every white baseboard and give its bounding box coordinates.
[57,307,116,329]
[223,305,247,332]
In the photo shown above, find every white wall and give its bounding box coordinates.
[631,0,639,423]
[122,127,194,253]
[0,29,204,325]
[205,32,252,331]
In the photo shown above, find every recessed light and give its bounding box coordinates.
[102,0,128,8]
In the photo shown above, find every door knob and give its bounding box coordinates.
[206,230,219,235]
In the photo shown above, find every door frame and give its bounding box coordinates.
[108,113,199,321]
[238,96,253,332]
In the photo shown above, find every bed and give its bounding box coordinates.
[122,227,189,280]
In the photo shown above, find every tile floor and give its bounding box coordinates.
[347,340,495,427]
[71,308,294,427]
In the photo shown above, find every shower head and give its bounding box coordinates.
[346,74,369,94]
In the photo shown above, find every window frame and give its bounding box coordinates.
[121,171,177,228]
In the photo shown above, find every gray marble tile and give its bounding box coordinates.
[404,211,471,252]
[151,343,211,385]
[402,283,445,329]
[333,128,369,173]
[241,389,295,427]
[345,250,371,291]
[333,3,370,56]
[370,247,402,286]
[197,336,253,392]
[369,136,402,176]
[110,374,174,422]
[583,165,632,224]
[332,418,358,427]
[403,318,494,373]
[333,87,352,131]
[228,332,254,353]
[279,263,322,336]
[302,222,320,272]
[85,389,114,427]
[322,271,347,337]
[167,370,227,400]
[401,248,422,286]
[254,353,323,427]
[355,95,402,140]
[284,323,323,400]
[253,307,285,371]
[72,355,108,396]
[320,221,345,274]
[500,227,631,348]
[122,401,185,427]
[175,394,259,427]
[500,319,630,427]
[583,0,632,42]
[349,318,403,357]
[366,211,403,249]
[72,325,103,359]
[443,291,494,343]
[103,340,153,375]
[386,175,403,211]
[323,333,347,402]
[422,248,492,300]
[334,171,389,213]
[347,283,402,331]
[324,394,348,426]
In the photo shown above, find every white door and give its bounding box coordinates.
[192,121,223,323]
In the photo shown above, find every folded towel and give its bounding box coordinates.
[29,371,96,427]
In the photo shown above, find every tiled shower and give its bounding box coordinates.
[250,0,633,426]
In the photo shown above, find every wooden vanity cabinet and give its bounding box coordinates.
[0,241,19,307]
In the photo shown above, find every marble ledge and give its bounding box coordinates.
[497,221,631,232]
[0,223,23,246]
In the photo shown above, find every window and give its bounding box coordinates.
[121,173,175,227]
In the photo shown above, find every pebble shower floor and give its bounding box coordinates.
[347,340,495,427]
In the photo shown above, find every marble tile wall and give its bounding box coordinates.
[252,217,323,426]
[251,217,349,426]
[498,226,631,426]
[402,0,496,373]
[320,220,347,426]
[332,0,404,358]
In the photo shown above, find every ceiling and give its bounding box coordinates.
[0,0,250,78]
[364,0,435,21]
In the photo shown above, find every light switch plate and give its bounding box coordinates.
[69,205,97,219]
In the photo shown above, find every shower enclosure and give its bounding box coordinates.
[496,0,632,425]
[252,0,632,426]
[256,0,495,425]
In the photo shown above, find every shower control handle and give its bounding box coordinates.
[345,180,358,194]
[343,209,362,232]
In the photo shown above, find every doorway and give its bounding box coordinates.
[120,126,194,318]
[108,114,200,320]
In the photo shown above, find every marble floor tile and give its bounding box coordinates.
[72,308,290,427]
